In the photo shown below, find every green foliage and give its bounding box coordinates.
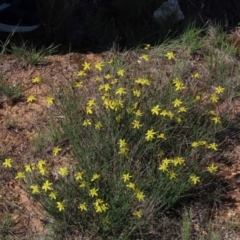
[10,42,58,65]
[0,214,12,239]
[0,78,23,102]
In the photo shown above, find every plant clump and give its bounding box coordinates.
[2,38,234,238]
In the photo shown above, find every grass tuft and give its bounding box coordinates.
[10,42,58,65]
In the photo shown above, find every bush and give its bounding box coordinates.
[20,46,226,238]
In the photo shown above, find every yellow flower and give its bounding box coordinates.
[82,61,91,71]
[151,105,161,115]
[140,54,149,61]
[174,81,185,91]
[166,51,175,60]
[25,163,34,172]
[77,70,86,77]
[192,72,200,78]
[15,172,25,180]
[82,119,91,126]
[132,119,142,129]
[95,121,102,130]
[95,76,101,81]
[32,76,41,84]
[126,182,135,190]
[117,69,125,77]
[49,191,57,200]
[166,111,174,119]
[135,190,145,201]
[37,159,46,168]
[195,95,201,101]
[99,83,111,92]
[189,174,200,185]
[75,171,84,181]
[172,78,181,85]
[111,78,118,84]
[91,174,100,182]
[145,129,156,141]
[207,164,218,173]
[211,116,221,124]
[75,81,83,88]
[207,143,218,151]
[191,141,199,148]
[3,158,13,168]
[79,202,88,211]
[115,87,126,96]
[176,117,182,123]
[160,110,168,117]
[144,44,151,50]
[173,157,185,166]
[27,95,36,103]
[108,59,113,64]
[56,201,65,211]
[95,203,108,213]
[53,146,61,156]
[132,89,141,97]
[158,162,168,172]
[178,106,187,113]
[42,180,52,192]
[118,139,129,156]
[38,166,48,176]
[59,167,68,177]
[133,210,142,218]
[168,171,177,180]
[157,133,167,140]
[135,109,143,117]
[135,78,150,85]
[94,199,108,213]
[89,188,98,197]
[47,96,54,105]
[199,140,207,146]
[172,98,182,107]
[215,86,225,94]
[119,147,129,156]
[104,74,112,80]
[87,99,96,107]
[103,98,123,111]
[118,139,127,148]
[30,185,39,194]
[210,94,219,103]
[79,181,87,188]
[86,106,93,114]
[122,173,132,182]
[94,198,103,206]
[209,110,217,115]
[95,62,104,71]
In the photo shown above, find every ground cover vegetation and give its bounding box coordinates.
[1,23,240,239]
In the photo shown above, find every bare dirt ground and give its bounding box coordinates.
[1,51,240,239]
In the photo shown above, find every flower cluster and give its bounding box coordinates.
[122,173,145,218]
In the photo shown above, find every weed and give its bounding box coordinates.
[181,208,192,240]
[0,31,15,55]
[0,78,23,103]
[5,115,22,131]
[10,42,58,65]
[0,214,12,239]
